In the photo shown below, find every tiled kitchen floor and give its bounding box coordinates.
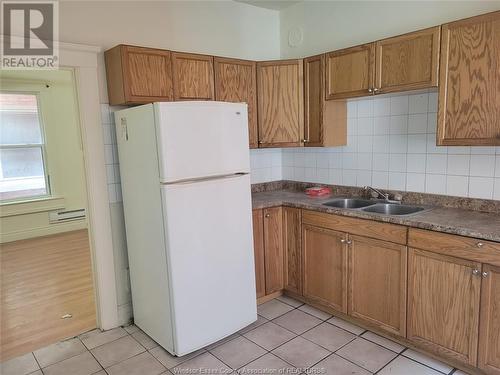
[1,296,469,375]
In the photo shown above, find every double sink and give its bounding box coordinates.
[323,198,428,216]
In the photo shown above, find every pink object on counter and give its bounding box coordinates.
[305,186,332,196]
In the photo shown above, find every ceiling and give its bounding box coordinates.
[234,0,302,11]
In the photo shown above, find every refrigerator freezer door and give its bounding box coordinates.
[155,101,250,183]
[161,173,257,355]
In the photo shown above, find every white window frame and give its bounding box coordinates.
[0,90,52,203]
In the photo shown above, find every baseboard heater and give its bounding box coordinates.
[49,209,86,223]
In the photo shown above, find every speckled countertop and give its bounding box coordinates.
[252,190,500,242]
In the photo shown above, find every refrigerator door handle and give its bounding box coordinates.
[162,172,248,185]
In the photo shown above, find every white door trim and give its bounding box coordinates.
[0,36,120,330]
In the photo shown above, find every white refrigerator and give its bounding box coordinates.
[114,101,257,356]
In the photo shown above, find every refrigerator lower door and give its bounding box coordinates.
[154,101,250,183]
[160,173,257,355]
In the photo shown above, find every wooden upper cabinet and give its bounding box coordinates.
[105,45,173,105]
[302,224,347,313]
[438,11,500,146]
[325,43,375,100]
[348,235,407,337]
[407,248,481,366]
[304,55,347,147]
[375,26,440,94]
[479,264,500,375]
[263,207,284,295]
[172,52,214,100]
[283,207,302,295]
[214,57,258,148]
[257,60,304,147]
[252,209,266,299]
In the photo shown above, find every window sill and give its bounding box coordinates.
[0,196,65,217]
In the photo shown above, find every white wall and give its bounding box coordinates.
[280,1,500,58]
[59,0,281,102]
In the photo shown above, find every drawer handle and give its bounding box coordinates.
[476,242,484,248]
[265,213,270,218]
[472,269,480,276]
[482,271,489,278]
[61,314,73,319]
[340,239,352,244]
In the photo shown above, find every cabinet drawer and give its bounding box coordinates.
[408,228,500,266]
[302,210,407,245]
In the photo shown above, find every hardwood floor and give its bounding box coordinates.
[0,229,96,361]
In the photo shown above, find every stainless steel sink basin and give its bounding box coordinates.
[361,203,425,215]
[323,198,377,209]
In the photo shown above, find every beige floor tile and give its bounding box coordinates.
[0,352,39,375]
[238,316,268,334]
[243,322,296,350]
[257,300,294,320]
[276,295,304,308]
[42,352,102,375]
[336,338,397,372]
[378,355,443,375]
[361,331,405,353]
[33,337,87,367]
[27,371,43,375]
[124,324,140,334]
[302,322,356,352]
[132,330,159,350]
[79,327,128,349]
[91,335,145,368]
[209,336,266,369]
[272,336,330,369]
[173,352,233,374]
[92,371,107,375]
[452,370,471,375]
[149,346,205,369]
[106,351,166,375]
[312,353,371,375]
[298,304,332,320]
[204,333,240,351]
[402,349,453,374]
[238,353,296,374]
[327,316,366,335]
[273,309,322,335]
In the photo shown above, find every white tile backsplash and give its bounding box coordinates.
[100,91,500,202]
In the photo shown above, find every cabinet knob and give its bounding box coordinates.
[368,88,373,93]
[347,240,352,245]
[373,88,379,93]
[265,213,270,218]
[258,140,263,145]
[482,271,489,278]
[472,269,480,276]
[340,239,346,243]
[476,242,484,248]
[302,139,309,143]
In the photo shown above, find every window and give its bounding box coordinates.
[0,92,50,201]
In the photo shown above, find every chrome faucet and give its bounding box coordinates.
[363,186,402,204]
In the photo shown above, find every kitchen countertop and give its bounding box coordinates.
[252,190,500,242]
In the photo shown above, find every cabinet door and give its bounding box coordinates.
[479,264,500,375]
[283,207,302,295]
[172,52,214,100]
[348,235,407,336]
[214,58,258,148]
[438,11,500,146]
[375,26,440,94]
[252,209,266,299]
[302,225,347,313]
[325,43,375,100]
[257,60,304,147]
[408,248,481,366]
[263,207,283,295]
[105,45,173,105]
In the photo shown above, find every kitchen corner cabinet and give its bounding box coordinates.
[438,11,500,146]
[252,209,266,298]
[325,43,375,100]
[479,264,500,375]
[304,55,347,147]
[214,57,258,148]
[348,235,407,336]
[302,224,347,313]
[172,52,215,101]
[407,248,481,366]
[283,207,302,295]
[257,60,304,147]
[104,45,173,105]
[375,26,440,94]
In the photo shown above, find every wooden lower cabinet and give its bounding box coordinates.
[263,207,284,294]
[348,235,407,336]
[302,224,347,313]
[407,248,481,366]
[283,207,302,295]
[479,264,500,374]
[252,209,266,298]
